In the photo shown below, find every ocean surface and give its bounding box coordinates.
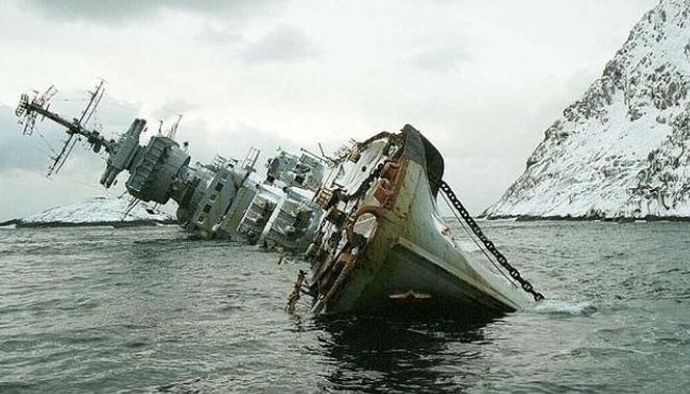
[0,221,688,393]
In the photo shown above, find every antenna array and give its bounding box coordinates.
[16,85,57,135]
[47,80,105,176]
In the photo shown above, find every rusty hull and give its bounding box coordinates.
[307,125,529,316]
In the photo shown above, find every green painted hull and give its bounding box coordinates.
[327,161,527,315]
[311,126,529,316]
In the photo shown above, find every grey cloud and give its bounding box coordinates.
[177,118,298,170]
[239,25,318,64]
[86,96,141,131]
[151,98,198,121]
[0,104,48,173]
[19,0,278,24]
[198,24,244,45]
[410,43,471,73]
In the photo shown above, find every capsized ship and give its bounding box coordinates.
[16,82,544,317]
[302,125,544,316]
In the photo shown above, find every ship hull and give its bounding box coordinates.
[311,126,529,316]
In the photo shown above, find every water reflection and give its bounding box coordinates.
[315,314,496,393]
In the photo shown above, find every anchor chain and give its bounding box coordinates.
[440,181,545,302]
[286,270,307,314]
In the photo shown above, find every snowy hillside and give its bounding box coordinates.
[484,0,690,220]
[12,197,175,227]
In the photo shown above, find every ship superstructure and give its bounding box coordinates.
[239,149,328,250]
[15,83,322,248]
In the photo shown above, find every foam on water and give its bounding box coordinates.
[528,300,598,316]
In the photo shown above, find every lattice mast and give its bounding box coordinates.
[15,80,111,176]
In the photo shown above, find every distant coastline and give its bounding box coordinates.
[0,218,177,228]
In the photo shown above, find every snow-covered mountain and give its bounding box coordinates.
[6,197,175,227]
[484,0,690,220]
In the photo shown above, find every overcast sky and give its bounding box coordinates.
[0,0,658,221]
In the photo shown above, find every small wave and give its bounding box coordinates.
[155,377,205,393]
[529,300,598,316]
[455,240,482,252]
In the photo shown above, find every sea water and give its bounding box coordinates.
[0,222,688,393]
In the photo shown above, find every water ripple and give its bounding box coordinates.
[0,223,688,392]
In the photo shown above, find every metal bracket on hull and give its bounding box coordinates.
[389,290,432,300]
